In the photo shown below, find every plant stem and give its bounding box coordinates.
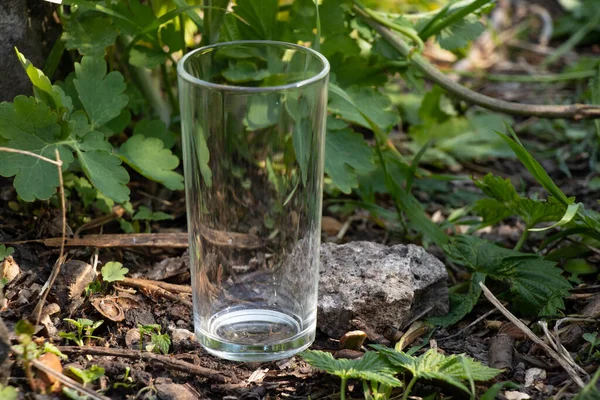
[161,63,178,113]
[453,69,597,83]
[353,0,424,52]
[542,13,600,67]
[420,0,493,40]
[354,5,600,120]
[402,376,418,400]
[514,228,529,251]
[179,14,187,55]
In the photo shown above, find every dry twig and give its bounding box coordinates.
[119,278,193,307]
[57,346,228,383]
[479,282,586,388]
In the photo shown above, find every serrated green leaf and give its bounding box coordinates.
[428,273,484,327]
[133,119,176,149]
[159,22,183,53]
[15,49,72,111]
[325,127,375,193]
[0,100,74,201]
[74,57,129,130]
[233,0,279,39]
[62,15,119,57]
[438,16,484,50]
[529,202,582,232]
[129,46,167,69]
[446,235,572,315]
[301,350,402,388]
[328,85,399,132]
[119,134,183,191]
[374,346,501,395]
[0,245,14,262]
[75,148,130,203]
[101,261,129,283]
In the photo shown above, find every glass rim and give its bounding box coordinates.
[177,40,330,93]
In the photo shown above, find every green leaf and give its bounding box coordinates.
[0,385,18,400]
[438,16,484,50]
[480,382,520,400]
[325,127,376,193]
[446,235,572,315]
[15,49,72,111]
[0,245,14,262]
[133,206,174,221]
[473,173,567,228]
[428,273,484,327]
[496,125,570,206]
[101,261,128,283]
[74,57,129,130]
[119,134,183,191]
[233,0,279,39]
[15,320,35,336]
[68,365,105,385]
[0,98,74,201]
[374,346,501,394]
[244,94,280,130]
[129,46,167,69]
[301,350,402,388]
[222,60,271,83]
[574,368,600,400]
[62,15,119,57]
[150,333,171,355]
[75,147,130,203]
[328,85,399,132]
[133,119,176,149]
[529,202,582,232]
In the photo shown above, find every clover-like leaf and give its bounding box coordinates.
[101,262,129,283]
[74,57,128,130]
[0,245,14,262]
[0,98,74,201]
[325,127,376,193]
[119,134,183,191]
[133,119,176,149]
[62,15,119,57]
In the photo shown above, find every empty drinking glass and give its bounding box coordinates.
[178,40,329,361]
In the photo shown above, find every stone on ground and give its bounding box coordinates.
[318,241,449,338]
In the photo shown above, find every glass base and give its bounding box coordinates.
[197,309,315,362]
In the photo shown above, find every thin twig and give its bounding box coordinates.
[0,147,62,166]
[122,277,192,294]
[56,346,228,383]
[479,282,586,388]
[35,150,67,326]
[354,6,600,120]
[30,358,110,400]
[119,278,193,307]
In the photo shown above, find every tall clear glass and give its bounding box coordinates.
[178,41,329,361]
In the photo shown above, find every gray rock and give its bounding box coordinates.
[317,241,448,338]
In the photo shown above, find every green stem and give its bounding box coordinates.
[542,13,600,67]
[453,69,597,83]
[340,377,348,400]
[160,63,178,114]
[514,228,529,251]
[402,376,418,400]
[179,14,187,55]
[353,0,424,52]
[353,5,600,120]
[420,0,493,40]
